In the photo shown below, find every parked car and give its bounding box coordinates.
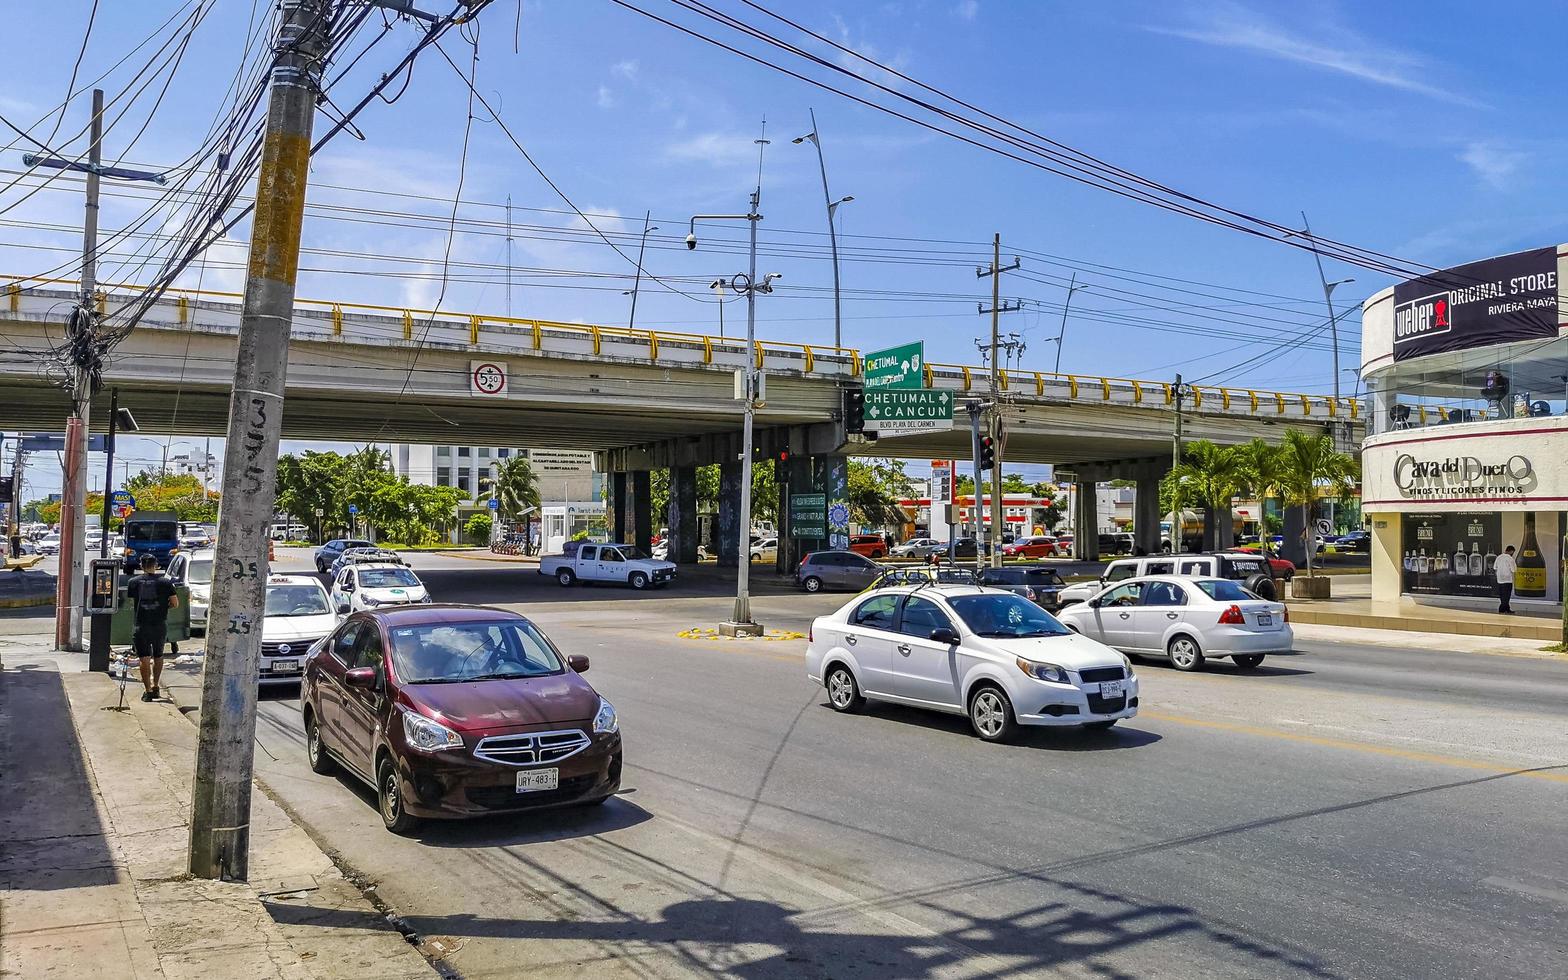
[1098,532,1136,555]
[1338,530,1371,552]
[976,565,1070,610]
[300,605,621,833]
[315,538,374,573]
[947,537,993,561]
[750,537,778,562]
[35,533,61,556]
[1055,576,1291,671]
[327,547,406,578]
[890,537,944,559]
[539,543,675,589]
[166,549,215,634]
[331,562,431,613]
[796,550,882,593]
[805,585,1138,740]
[1001,535,1059,559]
[864,565,977,591]
[260,574,340,685]
[1057,552,1281,607]
[848,534,889,559]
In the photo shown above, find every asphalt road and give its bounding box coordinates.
[146,549,1568,979]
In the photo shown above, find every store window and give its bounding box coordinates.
[436,466,450,487]
[436,445,451,457]
[457,447,471,458]
[1369,338,1568,436]
[1401,513,1500,598]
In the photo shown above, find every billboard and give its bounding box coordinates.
[1392,246,1558,362]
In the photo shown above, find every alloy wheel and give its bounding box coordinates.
[828,671,853,707]
[1169,637,1203,671]
[972,690,1005,737]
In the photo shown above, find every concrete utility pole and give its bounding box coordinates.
[976,234,1020,568]
[1170,373,1185,555]
[28,88,163,650]
[189,0,332,882]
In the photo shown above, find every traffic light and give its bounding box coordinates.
[844,387,866,433]
[978,434,996,471]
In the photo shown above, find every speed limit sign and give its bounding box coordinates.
[470,360,507,397]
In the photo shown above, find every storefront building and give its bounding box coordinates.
[1360,244,1566,610]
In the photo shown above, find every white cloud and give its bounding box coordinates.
[662,132,761,167]
[596,85,616,110]
[611,59,639,81]
[1458,140,1525,188]
[954,1,979,21]
[1148,3,1484,108]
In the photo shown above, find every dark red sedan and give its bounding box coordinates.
[301,605,622,833]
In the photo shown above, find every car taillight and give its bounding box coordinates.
[1283,606,1289,623]
[1217,604,1246,625]
[1024,587,1036,600]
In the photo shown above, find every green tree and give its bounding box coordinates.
[1170,440,1245,549]
[1277,430,1360,576]
[489,456,541,523]
[1234,438,1286,545]
[122,471,220,522]
[464,513,493,545]
[847,458,911,529]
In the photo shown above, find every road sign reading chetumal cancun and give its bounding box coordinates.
[863,341,924,390]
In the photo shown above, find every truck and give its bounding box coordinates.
[539,541,677,590]
[120,510,181,571]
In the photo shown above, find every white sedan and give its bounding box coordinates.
[805,585,1138,741]
[330,561,430,613]
[1054,575,1290,671]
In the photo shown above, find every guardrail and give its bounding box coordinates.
[3,274,1364,422]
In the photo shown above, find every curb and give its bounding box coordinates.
[1287,605,1560,642]
[0,595,52,609]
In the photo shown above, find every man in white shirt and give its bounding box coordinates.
[1493,545,1517,614]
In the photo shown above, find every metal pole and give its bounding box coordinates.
[1300,212,1341,402]
[987,234,1004,569]
[807,109,843,351]
[189,0,331,882]
[1171,373,1185,555]
[1054,272,1078,375]
[56,88,105,652]
[99,389,117,560]
[968,401,985,575]
[730,185,761,631]
[628,209,651,331]
[505,195,513,318]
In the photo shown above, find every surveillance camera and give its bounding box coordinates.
[685,233,697,250]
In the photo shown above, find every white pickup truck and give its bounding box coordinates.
[539,542,677,590]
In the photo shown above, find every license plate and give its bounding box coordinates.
[516,769,559,793]
[1256,613,1273,626]
[1099,680,1124,698]
[269,659,299,673]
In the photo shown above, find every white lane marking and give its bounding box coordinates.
[1481,876,1568,905]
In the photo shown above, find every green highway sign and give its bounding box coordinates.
[863,341,924,390]
[789,492,827,538]
[864,388,954,434]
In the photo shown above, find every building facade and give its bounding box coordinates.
[390,445,602,539]
[1359,244,1565,610]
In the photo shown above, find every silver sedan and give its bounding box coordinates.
[1054,575,1291,671]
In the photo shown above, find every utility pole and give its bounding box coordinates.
[189,0,332,882]
[504,195,514,318]
[976,234,1020,568]
[27,89,163,650]
[1170,373,1185,555]
[966,400,986,575]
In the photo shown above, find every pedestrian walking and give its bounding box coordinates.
[1494,544,1517,614]
[126,554,179,701]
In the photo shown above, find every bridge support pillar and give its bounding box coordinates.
[632,471,652,556]
[611,473,629,543]
[666,466,699,564]
[1073,481,1100,561]
[817,455,850,550]
[1135,474,1163,555]
[717,459,742,567]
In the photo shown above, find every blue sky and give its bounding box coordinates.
[5,0,1564,497]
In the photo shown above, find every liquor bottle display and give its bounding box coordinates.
[1515,512,1547,598]
[1401,512,1502,599]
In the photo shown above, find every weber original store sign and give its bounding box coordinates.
[1392,247,1558,362]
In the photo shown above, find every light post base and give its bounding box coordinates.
[719,620,764,638]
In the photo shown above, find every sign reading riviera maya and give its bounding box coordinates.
[1391,246,1558,361]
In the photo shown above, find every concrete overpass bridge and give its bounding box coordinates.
[0,277,1361,559]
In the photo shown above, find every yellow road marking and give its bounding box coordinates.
[1139,709,1568,784]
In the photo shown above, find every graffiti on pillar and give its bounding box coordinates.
[823,458,850,550]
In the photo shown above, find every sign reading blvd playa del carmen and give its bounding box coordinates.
[1392,246,1558,362]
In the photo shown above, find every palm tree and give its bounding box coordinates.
[1170,440,1245,550]
[1235,437,1286,553]
[490,456,541,524]
[1276,430,1359,576]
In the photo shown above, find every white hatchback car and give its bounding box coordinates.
[1055,575,1290,672]
[330,562,430,613]
[260,574,339,685]
[806,585,1138,741]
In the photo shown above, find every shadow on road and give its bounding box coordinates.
[850,700,1163,751]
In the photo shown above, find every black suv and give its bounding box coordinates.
[976,565,1070,610]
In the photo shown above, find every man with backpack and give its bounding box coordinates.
[125,554,179,701]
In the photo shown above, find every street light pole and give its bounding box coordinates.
[1054,274,1086,375]
[627,210,658,332]
[1296,212,1354,402]
[710,279,727,338]
[794,109,852,351]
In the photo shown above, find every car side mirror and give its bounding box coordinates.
[336,601,351,615]
[567,654,590,673]
[344,666,377,689]
[928,627,959,646]
[341,582,355,592]
[1088,598,1102,608]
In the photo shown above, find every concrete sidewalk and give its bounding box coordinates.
[0,647,435,979]
[1283,574,1563,643]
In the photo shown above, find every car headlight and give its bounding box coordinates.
[1119,653,1133,673]
[593,696,619,735]
[1015,657,1069,683]
[360,596,380,607]
[420,594,433,603]
[402,710,464,752]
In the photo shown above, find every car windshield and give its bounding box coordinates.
[948,594,1071,638]
[1195,579,1260,602]
[389,619,564,683]
[615,547,650,560]
[187,559,213,585]
[265,584,331,617]
[359,568,420,588]
[126,522,176,543]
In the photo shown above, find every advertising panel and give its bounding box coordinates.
[1400,512,1500,598]
[1392,247,1557,362]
